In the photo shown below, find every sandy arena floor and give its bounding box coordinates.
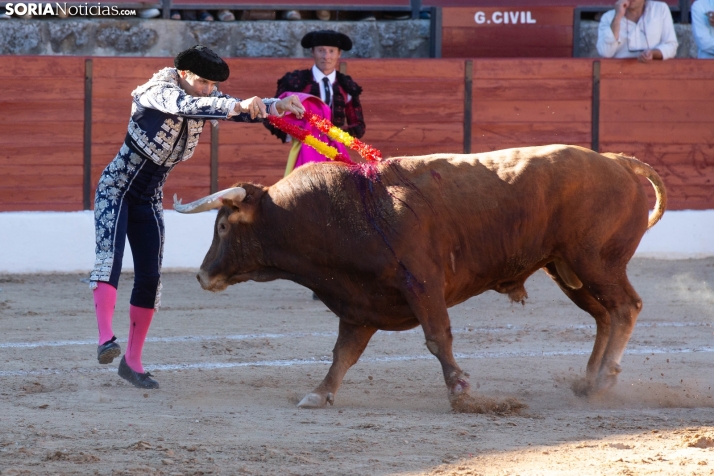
[0,258,713,475]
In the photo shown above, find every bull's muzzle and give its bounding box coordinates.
[196,269,228,292]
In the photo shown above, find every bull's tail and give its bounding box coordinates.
[602,152,667,229]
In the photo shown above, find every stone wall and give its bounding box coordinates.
[0,18,430,58]
[0,17,700,59]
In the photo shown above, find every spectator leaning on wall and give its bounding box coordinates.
[597,0,678,62]
[692,0,714,58]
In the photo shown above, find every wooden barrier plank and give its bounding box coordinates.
[91,58,174,78]
[601,79,714,101]
[92,79,147,100]
[470,60,592,156]
[0,123,83,145]
[599,142,714,167]
[218,144,291,164]
[0,56,84,77]
[0,147,85,166]
[0,203,82,212]
[447,46,573,58]
[600,101,714,123]
[207,125,276,146]
[472,78,591,101]
[472,100,591,123]
[344,59,465,79]
[600,122,714,144]
[0,101,83,123]
[600,59,714,80]
[344,100,464,123]
[0,187,82,204]
[359,122,464,143]
[0,78,85,101]
[598,141,714,210]
[357,78,465,97]
[0,165,83,180]
[443,26,572,49]
[599,60,714,210]
[472,59,593,79]
[471,122,591,145]
[223,59,314,99]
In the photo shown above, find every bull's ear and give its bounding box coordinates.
[223,183,266,224]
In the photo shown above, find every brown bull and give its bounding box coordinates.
[175,145,666,411]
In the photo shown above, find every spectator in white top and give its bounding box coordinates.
[692,0,714,58]
[597,0,678,62]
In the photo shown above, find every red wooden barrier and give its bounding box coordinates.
[599,60,714,210]
[0,57,85,211]
[347,58,465,157]
[471,59,593,152]
[1,57,713,212]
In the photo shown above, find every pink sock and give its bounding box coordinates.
[94,283,117,345]
[125,305,154,374]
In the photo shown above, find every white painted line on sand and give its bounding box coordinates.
[0,331,338,349]
[0,321,709,350]
[1,345,712,378]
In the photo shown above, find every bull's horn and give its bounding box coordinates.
[173,187,246,214]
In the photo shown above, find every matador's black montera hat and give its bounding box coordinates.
[174,45,230,82]
[301,30,353,51]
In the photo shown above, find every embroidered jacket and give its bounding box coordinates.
[127,67,277,166]
[264,68,365,142]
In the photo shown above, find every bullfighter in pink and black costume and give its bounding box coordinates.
[264,30,366,173]
[89,45,304,389]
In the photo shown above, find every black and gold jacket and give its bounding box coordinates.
[127,67,277,166]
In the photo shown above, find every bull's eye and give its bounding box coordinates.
[218,222,227,233]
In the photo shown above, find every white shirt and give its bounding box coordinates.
[596,1,678,59]
[311,64,351,105]
[692,0,714,58]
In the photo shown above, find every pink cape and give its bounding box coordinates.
[278,92,350,171]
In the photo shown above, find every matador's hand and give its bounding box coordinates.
[238,96,267,119]
[275,95,305,119]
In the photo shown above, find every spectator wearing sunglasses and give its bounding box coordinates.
[692,0,714,58]
[597,0,678,62]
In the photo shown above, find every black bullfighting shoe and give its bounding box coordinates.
[118,357,160,389]
[97,336,121,364]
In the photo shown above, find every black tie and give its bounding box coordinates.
[322,77,331,106]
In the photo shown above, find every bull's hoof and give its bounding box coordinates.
[450,378,470,396]
[570,377,595,397]
[588,364,621,396]
[297,392,334,409]
[573,366,620,398]
[593,374,619,395]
